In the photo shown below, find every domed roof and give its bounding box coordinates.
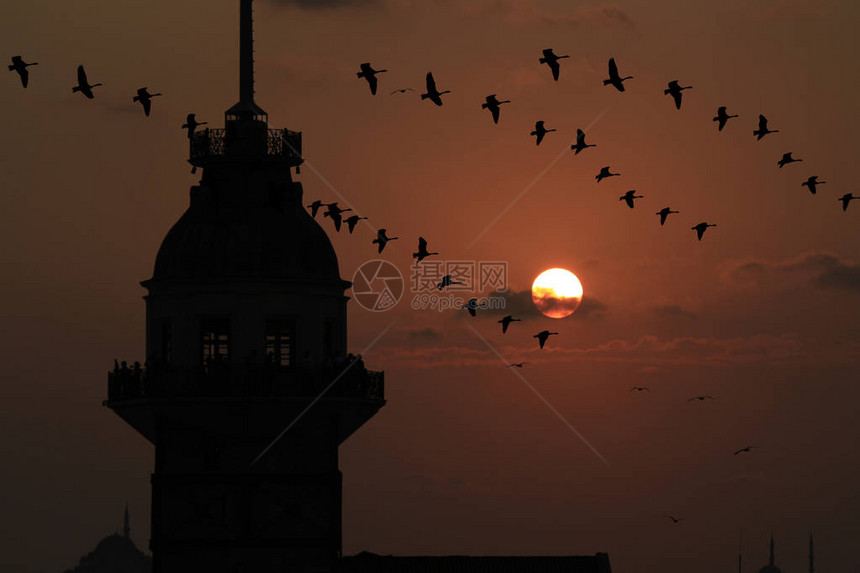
[64,534,151,573]
[151,184,341,283]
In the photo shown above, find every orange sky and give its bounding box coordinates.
[1,1,859,572]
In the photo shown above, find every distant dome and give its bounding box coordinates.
[64,533,151,573]
[151,186,341,282]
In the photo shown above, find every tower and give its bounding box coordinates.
[124,503,130,539]
[104,1,385,571]
[809,534,814,573]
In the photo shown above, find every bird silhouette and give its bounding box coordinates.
[656,207,679,226]
[603,57,633,92]
[754,115,779,140]
[498,315,521,334]
[692,222,717,241]
[666,515,684,524]
[733,445,755,455]
[777,152,802,168]
[345,215,367,233]
[629,386,649,393]
[462,298,479,317]
[530,121,556,146]
[838,193,857,212]
[372,228,398,253]
[412,237,439,263]
[539,48,570,81]
[72,65,102,99]
[571,129,596,155]
[307,200,324,219]
[664,80,692,110]
[357,63,387,95]
[181,113,207,139]
[420,72,450,106]
[507,362,527,368]
[323,202,352,232]
[596,166,620,183]
[688,395,715,402]
[801,176,825,195]
[620,190,643,209]
[133,87,162,117]
[713,106,738,131]
[482,94,510,124]
[437,275,465,290]
[8,56,38,88]
[390,88,414,95]
[534,330,558,349]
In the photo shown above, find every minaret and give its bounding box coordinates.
[769,534,775,567]
[809,534,814,573]
[123,503,130,538]
[104,1,386,571]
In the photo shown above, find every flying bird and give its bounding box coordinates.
[595,166,620,183]
[437,275,465,290]
[571,129,596,155]
[412,237,439,263]
[462,298,479,317]
[390,88,414,95]
[181,113,207,139]
[777,152,802,168]
[801,176,825,195]
[357,62,387,95]
[666,515,684,524]
[534,330,558,349]
[507,362,527,368]
[688,395,715,402]
[323,202,352,232]
[733,446,755,455]
[753,115,778,140]
[307,200,325,219]
[664,80,692,110]
[372,228,398,253]
[656,207,679,226]
[345,215,367,233]
[481,94,510,124]
[692,222,717,241]
[420,72,450,106]
[629,387,650,393]
[8,56,38,88]
[498,315,521,334]
[539,48,569,81]
[620,190,643,209]
[713,106,738,131]
[133,87,162,117]
[603,57,633,92]
[838,193,857,211]
[530,121,556,146]
[72,65,102,99]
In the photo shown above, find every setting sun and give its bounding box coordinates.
[531,268,584,319]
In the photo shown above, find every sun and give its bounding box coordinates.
[532,268,584,319]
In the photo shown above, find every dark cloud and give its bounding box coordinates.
[406,327,443,341]
[486,289,607,319]
[268,0,380,9]
[814,262,860,292]
[728,252,860,293]
[652,304,697,320]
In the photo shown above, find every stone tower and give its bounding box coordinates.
[104,1,385,571]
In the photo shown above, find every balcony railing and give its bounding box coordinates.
[189,128,303,166]
[106,361,383,402]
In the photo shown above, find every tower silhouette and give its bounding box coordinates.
[123,503,130,539]
[103,1,385,572]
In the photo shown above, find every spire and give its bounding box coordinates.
[240,0,254,104]
[769,533,775,567]
[123,503,130,538]
[809,534,814,573]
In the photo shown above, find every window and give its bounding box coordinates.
[201,319,230,367]
[266,319,295,367]
[161,320,173,365]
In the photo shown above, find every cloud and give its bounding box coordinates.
[463,1,634,29]
[406,327,443,341]
[486,289,607,319]
[268,0,380,9]
[725,252,860,293]
[652,304,697,320]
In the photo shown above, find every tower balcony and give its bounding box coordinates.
[105,362,383,403]
[189,127,303,168]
